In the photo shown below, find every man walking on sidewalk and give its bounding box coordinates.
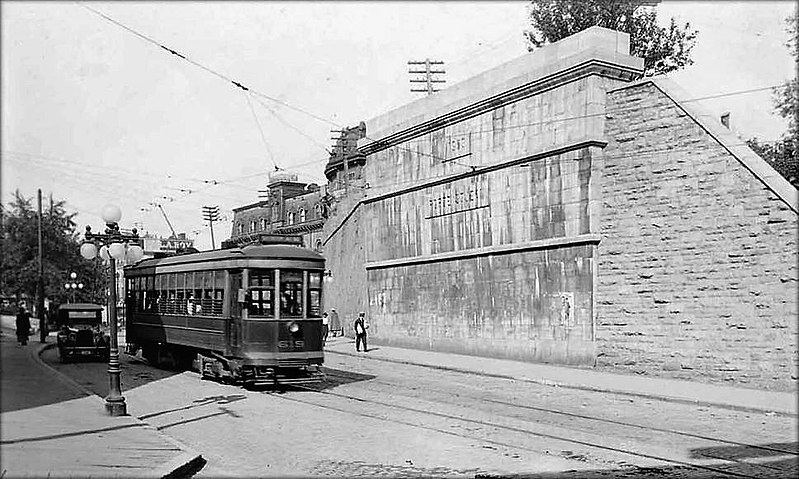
[354,311,368,353]
[15,305,31,346]
[321,311,329,345]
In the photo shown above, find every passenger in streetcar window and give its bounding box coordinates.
[187,295,196,316]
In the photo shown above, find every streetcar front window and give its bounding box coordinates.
[248,269,275,318]
[280,270,303,318]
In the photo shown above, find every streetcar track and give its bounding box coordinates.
[324,369,798,458]
[324,350,797,418]
[272,383,763,478]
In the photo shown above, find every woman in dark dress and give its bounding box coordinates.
[16,305,31,346]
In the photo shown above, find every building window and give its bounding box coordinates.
[288,212,295,225]
[299,208,306,223]
[249,220,256,233]
[260,218,267,231]
[315,239,323,253]
[237,223,244,235]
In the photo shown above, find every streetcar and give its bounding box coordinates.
[123,237,325,386]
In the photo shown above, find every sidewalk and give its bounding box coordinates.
[324,336,797,417]
[0,328,205,478]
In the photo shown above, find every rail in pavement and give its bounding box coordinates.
[0,327,206,478]
[323,336,797,417]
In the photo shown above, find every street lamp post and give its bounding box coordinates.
[64,272,84,303]
[79,205,144,416]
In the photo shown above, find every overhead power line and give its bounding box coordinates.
[75,2,344,131]
[244,92,278,170]
[75,2,788,187]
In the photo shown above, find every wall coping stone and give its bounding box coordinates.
[609,77,798,214]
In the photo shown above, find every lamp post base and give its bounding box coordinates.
[104,397,127,416]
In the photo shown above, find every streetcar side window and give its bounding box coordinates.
[307,271,322,318]
[145,275,156,312]
[279,269,303,318]
[193,271,224,317]
[248,269,275,318]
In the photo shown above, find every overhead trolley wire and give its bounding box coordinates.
[243,92,278,170]
[75,3,788,183]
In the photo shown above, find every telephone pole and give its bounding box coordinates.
[37,189,46,342]
[330,129,348,194]
[202,205,220,250]
[409,59,446,95]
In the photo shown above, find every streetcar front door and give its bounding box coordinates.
[228,271,243,352]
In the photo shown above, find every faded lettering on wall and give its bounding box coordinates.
[426,176,489,219]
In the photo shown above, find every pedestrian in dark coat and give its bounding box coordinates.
[329,308,341,337]
[354,311,368,352]
[16,306,31,346]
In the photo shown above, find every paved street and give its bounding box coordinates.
[0,326,205,478]
[41,335,798,478]
[0,329,85,413]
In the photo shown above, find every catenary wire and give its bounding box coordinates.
[73,2,785,170]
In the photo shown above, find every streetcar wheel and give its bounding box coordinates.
[141,345,158,366]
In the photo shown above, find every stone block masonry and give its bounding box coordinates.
[597,80,798,392]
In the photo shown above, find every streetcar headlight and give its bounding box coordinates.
[288,322,300,334]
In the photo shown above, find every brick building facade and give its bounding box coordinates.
[321,27,798,391]
[227,171,326,251]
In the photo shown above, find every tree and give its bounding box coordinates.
[747,13,798,188]
[523,0,698,76]
[0,190,107,309]
[746,138,797,187]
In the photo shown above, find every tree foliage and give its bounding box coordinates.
[748,13,798,188]
[1,190,108,307]
[746,138,798,187]
[523,0,698,76]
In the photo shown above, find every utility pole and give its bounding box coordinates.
[37,189,46,343]
[202,205,220,250]
[330,129,348,195]
[409,59,446,95]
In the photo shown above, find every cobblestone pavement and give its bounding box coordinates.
[42,340,798,477]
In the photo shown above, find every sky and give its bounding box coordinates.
[2,1,796,251]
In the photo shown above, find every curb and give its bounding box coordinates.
[31,339,206,478]
[326,347,797,417]
[32,341,96,397]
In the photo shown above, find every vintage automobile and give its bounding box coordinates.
[56,303,110,362]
